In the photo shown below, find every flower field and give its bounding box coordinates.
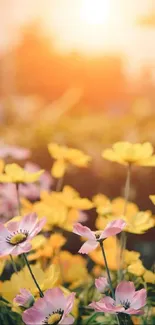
[0,139,154,325]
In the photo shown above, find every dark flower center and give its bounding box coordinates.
[6,230,28,245]
[121,300,130,310]
[44,309,63,325]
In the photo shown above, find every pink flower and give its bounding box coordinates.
[14,289,34,308]
[89,281,146,315]
[22,288,75,325]
[0,145,30,160]
[73,219,126,254]
[95,277,109,293]
[0,213,46,256]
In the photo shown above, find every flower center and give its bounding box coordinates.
[121,300,130,310]
[47,313,61,325]
[95,230,102,240]
[9,233,27,245]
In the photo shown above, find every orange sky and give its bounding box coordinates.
[1,0,155,73]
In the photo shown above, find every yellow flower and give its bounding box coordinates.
[143,270,155,284]
[89,237,120,271]
[93,194,111,215]
[48,143,91,178]
[0,159,4,173]
[0,264,59,302]
[53,251,89,288]
[0,163,44,183]
[22,187,93,232]
[128,260,145,276]
[123,250,140,266]
[102,142,155,166]
[96,197,154,234]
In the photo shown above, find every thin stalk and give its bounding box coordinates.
[56,176,64,192]
[100,241,121,325]
[100,241,115,299]
[9,254,18,275]
[84,312,99,325]
[23,253,44,298]
[119,164,131,278]
[16,183,21,215]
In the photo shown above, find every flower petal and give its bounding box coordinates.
[79,240,98,254]
[19,213,38,233]
[44,288,66,311]
[22,307,45,325]
[99,219,126,240]
[115,281,135,305]
[64,292,75,315]
[130,289,147,310]
[60,315,75,324]
[73,223,95,240]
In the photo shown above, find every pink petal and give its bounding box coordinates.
[60,315,75,324]
[79,240,98,254]
[44,288,66,311]
[22,308,45,325]
[124,308,144,315]
[28,217,46,238]
[89,297,124,314]
[115,281,135,305]
[11,241,32,256]
[95,277,108,293]
[0,223,10,238]
[64,292,75,315]
[7,221,19,232]
[99,219,126,240]
[73,223,95,240]
[130,289,147,310]
[0,241,14,256]
[19,213,38,233]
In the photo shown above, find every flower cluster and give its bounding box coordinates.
[0,141,154,325]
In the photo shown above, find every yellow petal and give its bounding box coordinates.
[149,195,155,205]
[102,149,125,165]
[51,160,67,178]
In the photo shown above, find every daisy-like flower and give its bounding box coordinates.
[89,281,146,315]
[95,277,109,293]
[73,219,126,254]
[0,213,46,256]
[0,163,44,183]
[22,288,75,325]
[14,289,34,308]
[102,141,155,166]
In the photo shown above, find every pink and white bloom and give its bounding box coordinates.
[0,213,46,256]
[95,277,109,293]
[0,145,30,160]
[22,288,75,325]
[14,289,34,308]
[73,219,126,254]
[90,281,147,315]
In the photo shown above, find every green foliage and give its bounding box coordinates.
[0,302,23,325]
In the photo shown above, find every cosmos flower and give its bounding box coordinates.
[22,287,75,325]
[102,142,155,166]
[48,143,91,178]
[95,277,109,293]
[0,163,44,183]
[0,145,30,160]
[13,289,34,308]
[73,219,126,254]
[0,213,46,256]
[90,281,146,315]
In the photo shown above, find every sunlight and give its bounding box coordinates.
[80,0,110,25]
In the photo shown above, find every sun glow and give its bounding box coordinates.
[80,0,110,25]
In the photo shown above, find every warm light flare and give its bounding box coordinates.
[80,0,110,25]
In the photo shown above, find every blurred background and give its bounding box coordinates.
[0,0,155,263]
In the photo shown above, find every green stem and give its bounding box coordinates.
[100,241,115,300]
[9,254,18,275]
[84,312,99,325]
[16,183,21,215]
[23,253,44,297]
[119,164,131,279]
